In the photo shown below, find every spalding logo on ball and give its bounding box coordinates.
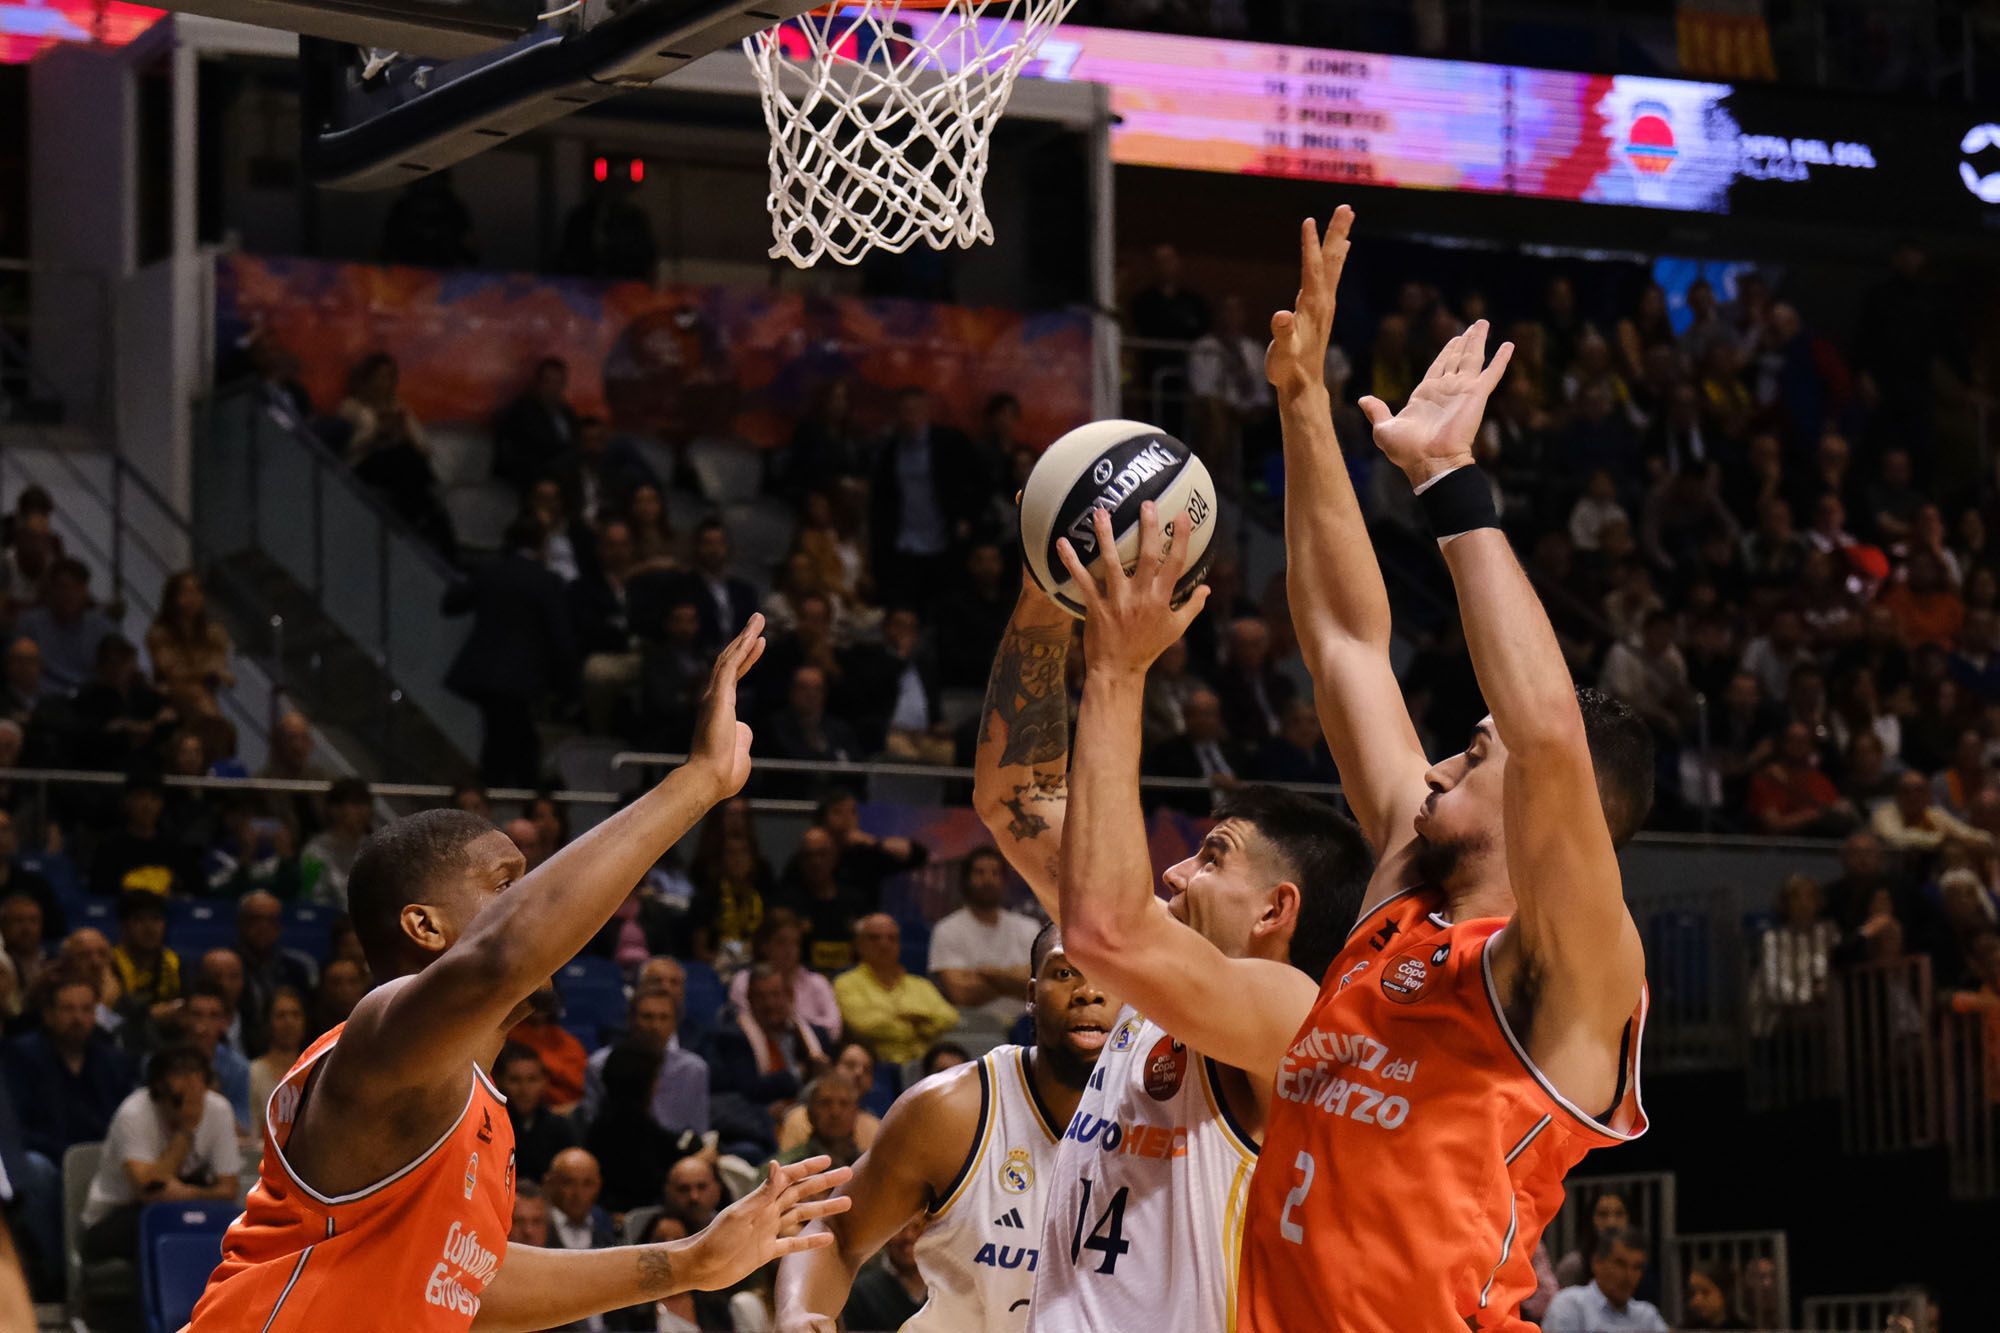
[1020,420,1217,619]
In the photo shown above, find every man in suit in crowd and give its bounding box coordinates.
[1145,688,1247,815]
[869,388,984,611]
[442,516,580,786]
[637,519,760,655]
[552,417,661,525]
[839,605,949,760]
[494,357,579,491]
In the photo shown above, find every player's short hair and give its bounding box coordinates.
[1575,688,1655,846]
[1213,786,1372,984]
[1595,1226,1650,1261]
[347,808,495,977]
[1029,919,1061,976]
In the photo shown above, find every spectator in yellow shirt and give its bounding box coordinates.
[833,914,958,1066]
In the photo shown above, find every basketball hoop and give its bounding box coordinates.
[744,0,1079,268]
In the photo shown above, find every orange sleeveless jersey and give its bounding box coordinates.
[1238,888,1646,1332]
[190,1023,518,1330]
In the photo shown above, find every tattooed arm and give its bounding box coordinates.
[971,575,1075,919]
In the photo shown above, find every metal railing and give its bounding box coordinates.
[1802,1292,1934,1332]
[0,434,289,762]
[192,384,482,763]
[1675,1231,1791,1331]
[1831,956,1940,1155]
[1543,1170,1678,1284]
[1938,1002,1998,1199]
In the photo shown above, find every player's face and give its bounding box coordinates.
[1412,719,1507,880]
[1028,945,1118,1066]
[433,830,530,950]
[1160,820,1279,959]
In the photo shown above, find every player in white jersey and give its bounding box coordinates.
[775,922,1118,1333]
[972,563,1372,1331]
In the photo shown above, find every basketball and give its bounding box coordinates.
[1018,419,1218,619]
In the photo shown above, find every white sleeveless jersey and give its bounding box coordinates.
[905,1045,1066,1333]
[1029,1008,1259,1333]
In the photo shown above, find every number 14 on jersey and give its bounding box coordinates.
[1067,1178,1132,1275]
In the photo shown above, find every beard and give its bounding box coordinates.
[1412,827,1490,889]
[1037,1032,1100,1091]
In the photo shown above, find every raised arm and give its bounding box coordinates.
[1270,210,1431,859]
[475,1155,851,1332]
[339,621,766,1101]
[1364,327,1644,1108]
[972,577,1075,918]
[1054,506,1320,1088]
[774,1066,980,1333]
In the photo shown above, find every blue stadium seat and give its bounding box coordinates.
[139,1201,233,1333]
[167,899,235,958]
[681,960,726,1034]
[557,955,624,993]
[556,956,627,1038]
[73,896,115,932]
[864,1062,899,1118]
[281,903,334,963]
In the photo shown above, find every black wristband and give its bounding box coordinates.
[1414,464,1499,541]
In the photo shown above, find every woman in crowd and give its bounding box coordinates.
[146,572,235,729]
[1683,1264,1749,1329]
[688,833,772,970]
[1554,1190,1630,1288]
[249,986,308,1143]
[724,910,839,1035]
[623,482,679,574]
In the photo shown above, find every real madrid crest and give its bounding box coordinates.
[998,1147,1035,1194]
[1109,1017,1142,1052]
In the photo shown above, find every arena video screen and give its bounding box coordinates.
[872,13,1995,229]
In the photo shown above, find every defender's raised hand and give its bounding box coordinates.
[682,1156,854,1292]
[1360,319,1514,486]
[689,614,766,798]
[1055,501,1209,677]
[1266,207,1355,398]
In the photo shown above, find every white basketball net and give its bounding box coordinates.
[745,0,1078,268]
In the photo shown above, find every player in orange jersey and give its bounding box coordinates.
[1231,211,1656,1329]
[192,618,851,1331]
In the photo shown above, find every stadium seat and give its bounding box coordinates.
[556,956,628,1039]
[140,1202,234,1333]
[72,896,115,932]
[63,1141,136,1323]
[680,959,726,1035]
[281,903,335,964]
[168,899,236,957]
[151,1234,225,1332]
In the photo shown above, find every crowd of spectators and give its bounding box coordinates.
[16,221,1997,1326]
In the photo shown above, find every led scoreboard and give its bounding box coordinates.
[884,14,1998,229]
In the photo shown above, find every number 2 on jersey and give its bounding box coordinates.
[1279,1151,1315,1245]
[1067,1177,1132,1274]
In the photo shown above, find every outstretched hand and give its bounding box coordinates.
[1360,319,1514,486]
[682,1156,853,1292]
[1266,207,1354,397]
[1055,502,1209,676]
[689,615,766,799]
